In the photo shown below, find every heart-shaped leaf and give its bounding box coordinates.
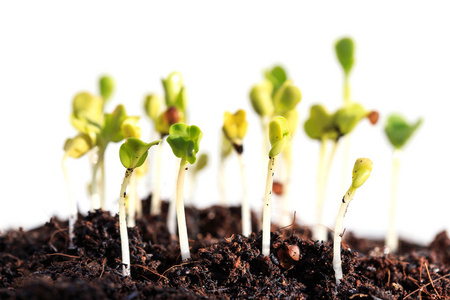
[166,123,203,164]
[119,137,161,169]
[385,114,422,149]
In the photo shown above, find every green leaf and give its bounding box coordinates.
[162,72,184,108]
[268,116,290,157]
[351,158,373,189]
[143,94,162,121]
[333,102,368,137]
[166,123,203,164]
[119,137,161,169]
[335,37,355,76]
[273,80,302,114]
[99,75,115,103]
[70,92,103,136]
[304,104,337,140]
[249,80,274,117]
[64,133,93,159]
[102,104,128,143]
[264,65,287,94]
[384,114,422,149]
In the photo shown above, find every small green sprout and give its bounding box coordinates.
[166,123,203,261]
[62,133,93,249]
[222,109,250,236]
[262,116,290,257]
[304,103,377,242]
[335,37,355,104]
[333,158,373,285]
[118,137,161,277]
[99,75,115,106]
[384,114,422,253]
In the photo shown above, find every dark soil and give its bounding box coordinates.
[1,197,449,299]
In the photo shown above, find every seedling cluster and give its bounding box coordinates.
[62,37,423,285]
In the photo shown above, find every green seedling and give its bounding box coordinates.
[62,133,93,248]
[118,137,161,277]
[384,114,422,253]
[222,109,250,236]
[250,65,302,224]
[335,37,354,104]
[304,103,377,242]
[166,123,202,261]
[144,72,189,216]
[333,158,373,286]
[99,75,115,108]
[262,116,290,257]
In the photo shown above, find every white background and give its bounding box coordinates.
[1,1,449,245]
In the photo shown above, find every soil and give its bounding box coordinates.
[1,196,449,299]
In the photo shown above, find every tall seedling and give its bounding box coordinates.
[384,114,422,253]
[222,109,250,236]
[118,137,161,276]
[166,123,203,261]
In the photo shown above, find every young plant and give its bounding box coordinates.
[99,75,115,108]
[335,37,354,104]
[118,137,161,276]
[166,123,203,261]
[262,116,290,257]
[333,158,373,286]
[222,109,250,236]
[304,103,378,242]
[250,65,302,224]
[145,72,188,216]
[62,133,93,248]
[384,114,422,253]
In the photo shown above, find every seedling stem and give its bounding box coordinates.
[150,141,164,215]
[176,157,191,260]
[238,153,251,237]
[119,168,133,276]
[262,156,277,257]
[386,148,402,253]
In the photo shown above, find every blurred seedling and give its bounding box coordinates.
[62,133,93,249]
[384,114,422,253]
[333,158,373,286]
[262,116,290,257]
[118,137,161,276]
[222,109,250,236]
[166,123,203,261]
[304,102,378,242]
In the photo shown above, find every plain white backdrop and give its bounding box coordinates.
[1,1,449,245]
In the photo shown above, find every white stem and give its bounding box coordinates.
[91,160,101,210]
[151,141,163,215]
[386,149,402,253]
[62,156,77,249]
[280,148,293,225]
[119,168,133,277]
[313,139,329,241]
[238,153,251,236]
[99,156,105,209]
[333,187,355,285]
[167,158,180,236]
[176,158,190,261]
[127,175,138,227]
[135,175,143,219]
[262,156,277,257]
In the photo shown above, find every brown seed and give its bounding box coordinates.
[165,106,180,125]
[367,111,379,125]
[272,181,283,195]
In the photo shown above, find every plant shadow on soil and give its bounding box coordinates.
[0,196,449,299]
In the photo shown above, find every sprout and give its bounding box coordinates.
[62,133,93,249]
[262,116,290,257]
[118,137,161,277]
[99,75,115,105]
[222,109,250,236]
[304,103,377,242]
[166,123,203,261]
[384,114,422,253]
[333,158,373,285]
[335,37,355,104]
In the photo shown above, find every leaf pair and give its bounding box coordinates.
[385,114,422,149]
[222,110,248,147]
[167,123,203,164]
[269,116,290,158]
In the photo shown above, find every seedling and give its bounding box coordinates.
[145,72,188,216]
[99,75,115,108]
[62,133,93,248]
[222,109,250,236]
[333,158,373,285]
[262,116,290,257]
[118,137,161,276]
[335,37,354,104]
[304,103,377,242]
[384,114,422,253]
[250,65,302,224]
[166,123,203,261]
